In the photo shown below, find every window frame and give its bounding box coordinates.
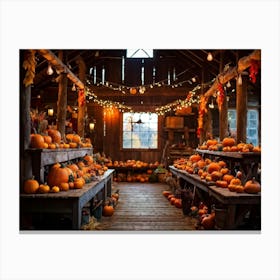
[120,112,160,151]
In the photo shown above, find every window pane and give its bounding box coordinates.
[122,112,158,149]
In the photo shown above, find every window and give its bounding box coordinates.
[228,109,259,146]
[126,49,153,58]
[122,112,158,149]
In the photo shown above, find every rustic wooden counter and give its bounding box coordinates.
[169,166,261,230]
[20,169,114,230]
[27,148,93,183]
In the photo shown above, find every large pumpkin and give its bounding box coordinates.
[23,178,39,194]
[47,129,61,144]
[30,134,45,149]
[47,165,70,187]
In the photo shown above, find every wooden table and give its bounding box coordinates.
[20,169,114,230]
[169,166,261,230]
[196,149,261,182]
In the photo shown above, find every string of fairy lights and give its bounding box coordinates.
[84,77,218,115]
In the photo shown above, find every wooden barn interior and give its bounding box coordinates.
[20,49,261,231]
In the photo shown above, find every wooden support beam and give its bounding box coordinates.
[204,50,261,98]
[236,75,248,143]
[77,56,87,137]
[37,49,84,89]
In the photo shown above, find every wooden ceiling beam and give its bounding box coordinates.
[37,49,84,89]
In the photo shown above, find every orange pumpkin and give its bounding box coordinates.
[59,182,69,191]
[206,139,218,147]
[223,174,234,184]
[43,135,52,144]
[84,155,94,164]
[23,178,39,194]
[235,185,244,193]
[38,184,50,193]
[189,154,201,163]
[47,129,61,144]
[102,205,114,216]
[47,165,70,187]
[51,186,60,193]
[30,134,45,149]
[207,162,221,174]
[211,171,223,182]
[216,180,228,188]
[230,178,242,186]
[74,178,85,189]
[174,198,182,208]
[244,178,261,194]
[222,137,236,147]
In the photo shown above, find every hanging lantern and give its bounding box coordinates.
[130,88,137,95]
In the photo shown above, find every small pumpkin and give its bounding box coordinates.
[216,180,228,188]
[211,171,223,182]
[59,182,69,191]
[38,184,50,194]
[189,154,201,163]
[235,185,244,193]
[23,177,39,194]
[244,178,261,194]
[174,198,182,208]
[102,205,114,216]
[222,137,236,147]
[51,186,60,193]
[223,174,234,184]
[207,162,221,174]
[230,177,242,186]
[163,190,172,198]
[74,177,85,189]
[206,139,218,147]
[43,135,52,144]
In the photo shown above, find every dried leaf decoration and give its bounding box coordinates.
[22,50,36,87]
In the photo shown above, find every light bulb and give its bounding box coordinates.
[191,77,196,83]
[207,52,213,61]
[47,63,54,75]
[226,81,231,88]
[72,83,76,91]
[237,74,242,85]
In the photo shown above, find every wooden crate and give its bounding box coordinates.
[165,116,184,128]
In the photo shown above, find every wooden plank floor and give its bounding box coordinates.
[96,182,197,231]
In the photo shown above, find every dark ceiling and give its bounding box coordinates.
[29,49,256,107]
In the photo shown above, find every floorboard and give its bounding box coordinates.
[95,182,197,231]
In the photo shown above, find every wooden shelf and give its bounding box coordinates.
[27,147,93,182]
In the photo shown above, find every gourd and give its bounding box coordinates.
[59,182,69,191]
[216,180,228,188]
[201,211,215,230]
[244,178,261,194]
[174,198,182,208]
[74,177,85,189]
[23,177,39,194]
[162,190,172,197]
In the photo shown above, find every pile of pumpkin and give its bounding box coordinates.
[30,129,92,149]
[198,137,261,153]
[23,154,108,194]
[106,159,160,169]
[113,170,155,183]
[162,190,182,209]
[173,154,261,194]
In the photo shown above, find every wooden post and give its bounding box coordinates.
[77,56,87,137]
[56,51,68,140]
[236,74,248,143]
[20,50,34,187]
[219,51,228,140]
